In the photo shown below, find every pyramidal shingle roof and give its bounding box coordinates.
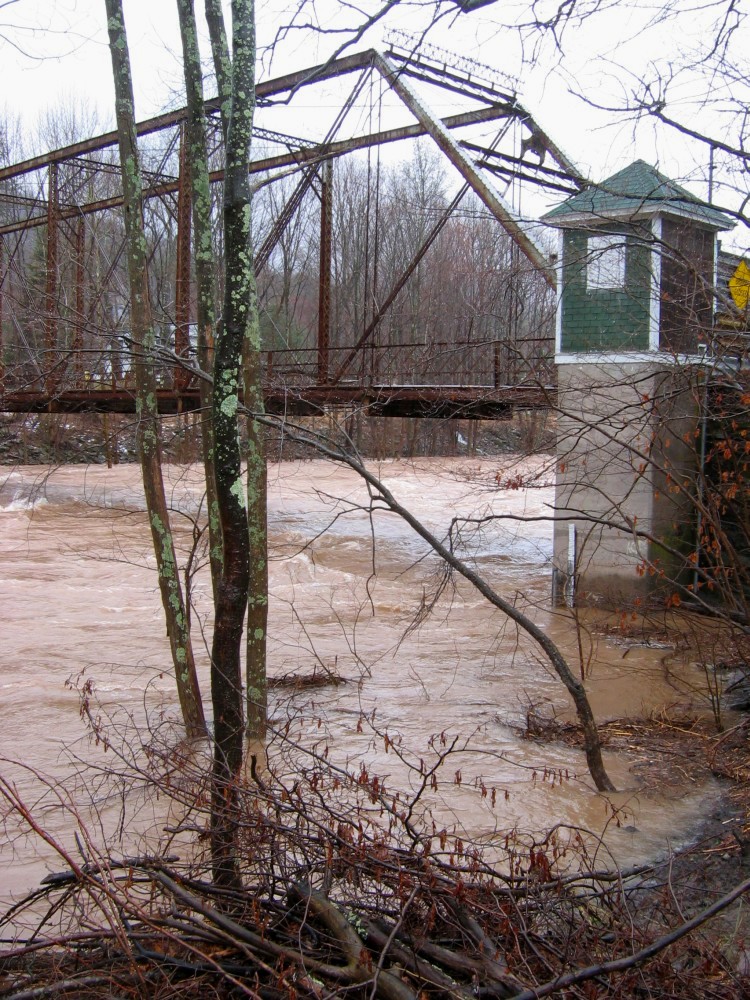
[543,159,734,230]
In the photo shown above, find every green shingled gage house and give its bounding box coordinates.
[542,160,734,606]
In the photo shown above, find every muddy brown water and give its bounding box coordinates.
[0,457,720,908]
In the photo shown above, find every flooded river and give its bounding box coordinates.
[0,457,719,906]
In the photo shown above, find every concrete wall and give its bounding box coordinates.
[553,360,699,606]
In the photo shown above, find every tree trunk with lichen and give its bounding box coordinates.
[205,0,232,143]
[105,0,205,741]
[208,0,263,890]
[204,0,268,740]
[176,0,223,600]
[244,321,268,739]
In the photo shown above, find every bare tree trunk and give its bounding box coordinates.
[176,0,223,601]
[105,0,205,740]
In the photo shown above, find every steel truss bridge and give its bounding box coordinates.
[0,41,585,420]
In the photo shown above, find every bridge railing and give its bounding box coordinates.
[0,336,555,399]
[268,338,555,390]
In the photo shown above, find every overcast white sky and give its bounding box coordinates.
[0,0,746,244]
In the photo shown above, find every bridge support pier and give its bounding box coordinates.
[552,360,699,608]
[542,159,733,608]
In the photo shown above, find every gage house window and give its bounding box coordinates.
[586,234,626,290]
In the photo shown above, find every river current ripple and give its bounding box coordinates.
[0,457,718,902]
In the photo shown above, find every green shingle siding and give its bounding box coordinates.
[561,229,651,353]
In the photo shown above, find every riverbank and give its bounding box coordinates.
[528,708,750,967]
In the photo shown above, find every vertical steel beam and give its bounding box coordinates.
[45,162,59,389]
[0,236,4,383]
[317,160,332,384]
[74,216,85,379]
[174,126,192,390]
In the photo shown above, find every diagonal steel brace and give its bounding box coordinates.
[372,50,555,289]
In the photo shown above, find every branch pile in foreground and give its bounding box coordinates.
[2,822,748,999]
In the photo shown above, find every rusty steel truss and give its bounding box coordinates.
[0,43,585,419]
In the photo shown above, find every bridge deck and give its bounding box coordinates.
[0,383,555,419]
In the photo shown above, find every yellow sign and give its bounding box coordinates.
[729,258,750,311]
